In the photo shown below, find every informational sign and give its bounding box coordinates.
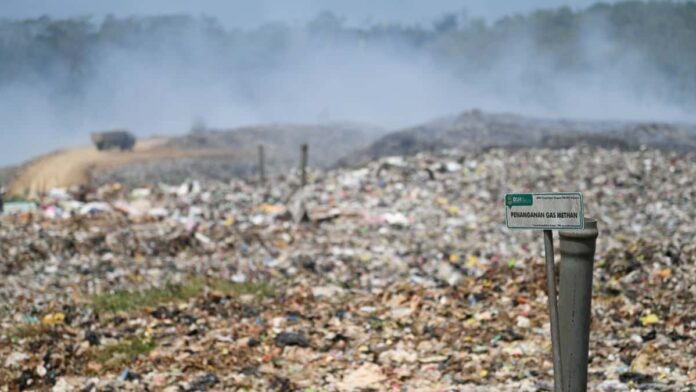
[505,192,583,230]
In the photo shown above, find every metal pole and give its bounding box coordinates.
[544,229,563,392]
[258,144,265,184]
[300,143,308,187]
[558,218,598,392]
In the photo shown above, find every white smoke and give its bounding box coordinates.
[0,5,694,165]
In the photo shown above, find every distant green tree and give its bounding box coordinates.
[1,2,696,106]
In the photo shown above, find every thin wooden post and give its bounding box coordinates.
[258,144,265,184]
[300,143,308,186]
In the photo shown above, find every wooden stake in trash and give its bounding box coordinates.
[258,144,265,184]
[544,229,563,392]
[300,143,308,187]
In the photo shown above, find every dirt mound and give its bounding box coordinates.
[7,123,388,193]
[341,110,696,166]
[6,139,207,196]
[0,166,17,189]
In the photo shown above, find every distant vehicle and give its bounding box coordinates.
[91,130,136,151]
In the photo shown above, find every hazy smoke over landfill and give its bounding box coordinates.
[1,0,695,165]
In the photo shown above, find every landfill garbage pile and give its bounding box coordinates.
[92,123,388,187]
[0,146,694,391]
[90,155,260,187]
[344,110,696,166]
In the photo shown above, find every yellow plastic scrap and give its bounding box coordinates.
[41,312,65,326]
[449,254,460,264]
[448,206,459,216]
[258,203,286,215]
[627,242,640,253]
[640,313,660,326]
[466,255,479,268]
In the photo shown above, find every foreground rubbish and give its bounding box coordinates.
[0,146,694,391]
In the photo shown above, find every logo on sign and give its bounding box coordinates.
[505,194,533,207]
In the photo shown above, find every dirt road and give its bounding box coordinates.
[7,139,218,196]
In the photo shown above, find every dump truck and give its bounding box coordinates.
[91,130,136,151]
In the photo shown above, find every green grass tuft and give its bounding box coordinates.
[90,280,206,313]
[210,280,275,298]
[9,324,53,340]
[94,337,156,370]
[90,278,275,313]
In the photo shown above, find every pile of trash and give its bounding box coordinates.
[0,146,694,391]
[91,123,389,187]
[346,110,696,166]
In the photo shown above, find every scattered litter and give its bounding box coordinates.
[0,146,694,390]
[275,332,310,348]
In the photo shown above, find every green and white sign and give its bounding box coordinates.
[505,192,584,230]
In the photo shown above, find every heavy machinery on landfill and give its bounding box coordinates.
[91,130,136,151]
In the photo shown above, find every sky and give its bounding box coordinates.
[1,0,614,27]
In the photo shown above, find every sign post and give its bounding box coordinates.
[505,192,596,392]
[543,229,563,391]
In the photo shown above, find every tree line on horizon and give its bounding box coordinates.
[1,1,695,107]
